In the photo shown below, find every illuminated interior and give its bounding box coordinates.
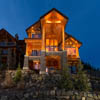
[24,8,82,68]
[46,56,61,69]
[29,60,40,70]
[46,39,58,51]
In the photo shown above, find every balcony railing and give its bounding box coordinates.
[30,50,41,56]
[0,50,8,55]
[0,42,16,46]
[46,46,59,51]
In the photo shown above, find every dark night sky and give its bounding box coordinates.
[0,0,100,68]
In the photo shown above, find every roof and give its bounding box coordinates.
[26,20,40,32]
[26,8,68,33]
[40,8,69,20]
[0,28,16,42]
[65,32,82,45]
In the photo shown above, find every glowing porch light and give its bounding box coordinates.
[46,20,61,23]
[55,21,61,23]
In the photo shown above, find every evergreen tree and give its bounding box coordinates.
[74,60,91,91]
[13,63,22,83]
[58,63,74,91]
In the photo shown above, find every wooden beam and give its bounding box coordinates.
[62,25,65,50]
[42,25,45,50]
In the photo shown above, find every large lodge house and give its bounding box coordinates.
[0,29,25,69]
[23,8,82,73]
[0,8,82,73]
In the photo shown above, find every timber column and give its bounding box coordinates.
[42,24,45,51]
[62,26,67,68]
[62,26,65,50]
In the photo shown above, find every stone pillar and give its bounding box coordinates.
[23,55,29,70]
[62,50,67,69]
[40,51,46,74]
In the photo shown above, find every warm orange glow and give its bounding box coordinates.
[54,47,58,51]
[46,39,49,46]
[46,20,61,23]
[76,47,79,58]
[54,39,58,46]
[50,40,53,46]
[42,25,45,50]
[25,9,81,67]
[62,26,65,50]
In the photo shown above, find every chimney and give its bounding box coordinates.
[15,34,19,41]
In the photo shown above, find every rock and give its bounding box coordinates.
[71,95,75,100]
[88,93,93,98]
[82,97,86,100]
[56,90,62,96]
[76,95,81,100]
[0,96,8,100]
[1,72,15,89]
[17,80,25,89]
[86,97,93,100]
[64,96,70,99]
[98,95,100,99]
[0,70,99,100]
[50,90,55,96]
[66,91,73,96]
[24,93,30,98]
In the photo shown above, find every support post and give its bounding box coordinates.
[23,55,29,70]
[42,25,45,50]
[62,26,65,50]
[40,51,46,74]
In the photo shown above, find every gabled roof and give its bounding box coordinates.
[65,32,82,45]
[0,28,16,42]
[26,20,40,32]
[26,8,68,33]
[40,8,69,20]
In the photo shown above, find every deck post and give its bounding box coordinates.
[23,55,29,70]
[40,50,46,74]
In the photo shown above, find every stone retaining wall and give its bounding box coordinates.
[0,89,100,100]
[0,70,100,100]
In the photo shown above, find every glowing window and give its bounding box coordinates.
[46,39,49,46]
[66,48,76,56]
[54,39,58,46]
[50,40,53,46]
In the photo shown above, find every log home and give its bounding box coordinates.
[0,29,16,69]
[0,29,26,69]
[23,8,82,73]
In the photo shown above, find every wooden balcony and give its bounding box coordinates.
[0,42,16,47]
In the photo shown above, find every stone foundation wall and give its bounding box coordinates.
[0,70,100,100]
[0,89,100,100]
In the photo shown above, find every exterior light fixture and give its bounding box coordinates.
[46,20,61,23]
